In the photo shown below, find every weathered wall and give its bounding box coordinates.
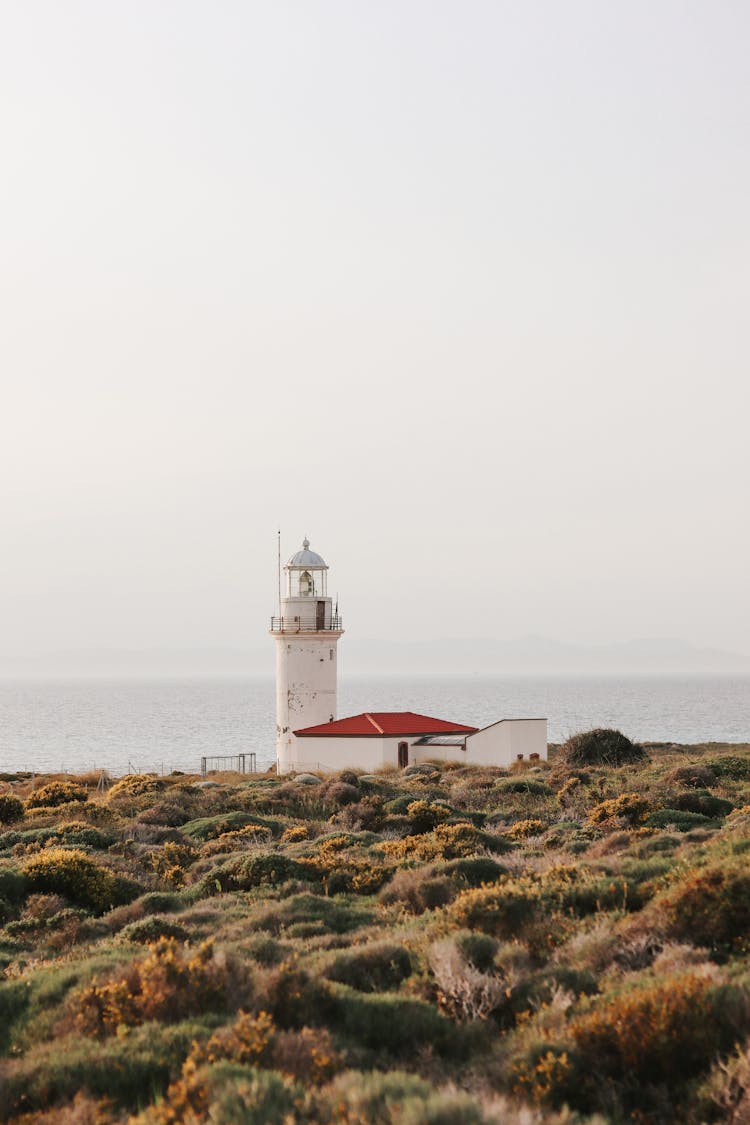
[464,718,548,765]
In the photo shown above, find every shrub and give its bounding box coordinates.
[119,916,189,944]
[429,938,506,1022]
[212,852,319,892]
[657,862,750,952]
[181,811,274,841]
[260,961,335,1028]
[191,1009,339,1084]
[0,794,24,824]
[0,1021,203,1116]
[331,796,385,831]
[667,764,717,789]
[320,1071,487,1125]
[58,822,115,849]
[508,818,547,839]
[135,1060,303,1125]
[673,789,733,818]
[496,778,552,796]
[281,825,309,843]
[706,755,750,781]
[324,942,412,993]
[454,931,499,973]
[406,800,451,833]
[331,987,455,1055]
[645,809,715,831]
[246,935,289,967]
[698,1039,750,1123]
[75,937,249,1035]
[0,865,26,904]
[442,856,507,887]
[320,781,360,806]
[562,728,645,767]
[588,793,651,826]
[253,893,372,936]
[106,774,165,800]
[450,877,541,938]
[379,822,503,863]
[569,971,750,1091]
[26,782,89,809]
[378,867,455,914]
[23,848,134,913]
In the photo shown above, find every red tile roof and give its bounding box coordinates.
[294,711,478,737]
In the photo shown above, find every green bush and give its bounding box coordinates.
[184,1063,301,1125]
[454,931,498,972]
[645,809,716,831]
[0,794,24,824]
[562,728,645,767]
[324,942,412,993]
[442,856,507,887]
[706,755,750,781]
[261,962,335,1028]
[181,811,279,840]
[0,865,26,903]
[321,1070,487,1125]
[0,1020,204,1115]
[246,934,289,967]
[0,980,30,1051]
[26,782,89,809]
[253,893,372,936]
[496,778,552,796]
[119,916,189,944]
[331,987,456,1055]
[673,789,733,818]
[211,852,318,892]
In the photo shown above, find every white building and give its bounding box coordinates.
[271,539,547,774]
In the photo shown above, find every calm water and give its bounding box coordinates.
[0,676,748,776]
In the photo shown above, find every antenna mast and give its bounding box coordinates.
[277,530,282,618]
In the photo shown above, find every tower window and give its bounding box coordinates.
[329,649,333,660]
[299,570,313,596]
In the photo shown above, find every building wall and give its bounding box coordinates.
[464,719,548,765]
[286,735,391,773]
[274,633,341,772]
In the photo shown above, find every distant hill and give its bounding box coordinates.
[2,636,748,677]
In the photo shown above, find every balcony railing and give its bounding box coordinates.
[270,615,343,633]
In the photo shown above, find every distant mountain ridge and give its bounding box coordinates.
[2,636,748,676]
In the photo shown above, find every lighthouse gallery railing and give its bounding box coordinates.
[270,615,343,633]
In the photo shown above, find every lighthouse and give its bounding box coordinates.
[270,538,344,773]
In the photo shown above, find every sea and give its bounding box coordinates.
[0,675,748,777]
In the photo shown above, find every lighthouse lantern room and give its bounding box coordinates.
[271,538,343,773]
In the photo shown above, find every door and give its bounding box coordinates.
[316,601,326,630]
[398,742,409,768]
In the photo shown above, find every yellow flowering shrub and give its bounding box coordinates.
[23,847,126,912]
[75,938,247,1036]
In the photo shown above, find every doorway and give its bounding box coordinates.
[398,742,409,769]
[316,601,326,630]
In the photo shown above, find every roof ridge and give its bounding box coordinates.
[364,712,385,734]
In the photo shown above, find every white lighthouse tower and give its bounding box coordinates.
[271,538,343,773]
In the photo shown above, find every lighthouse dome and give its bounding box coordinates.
[287,538,327,569]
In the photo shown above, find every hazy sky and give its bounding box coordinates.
[2,1,749,662]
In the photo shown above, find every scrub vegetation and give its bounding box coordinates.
[2,733,750,1123]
